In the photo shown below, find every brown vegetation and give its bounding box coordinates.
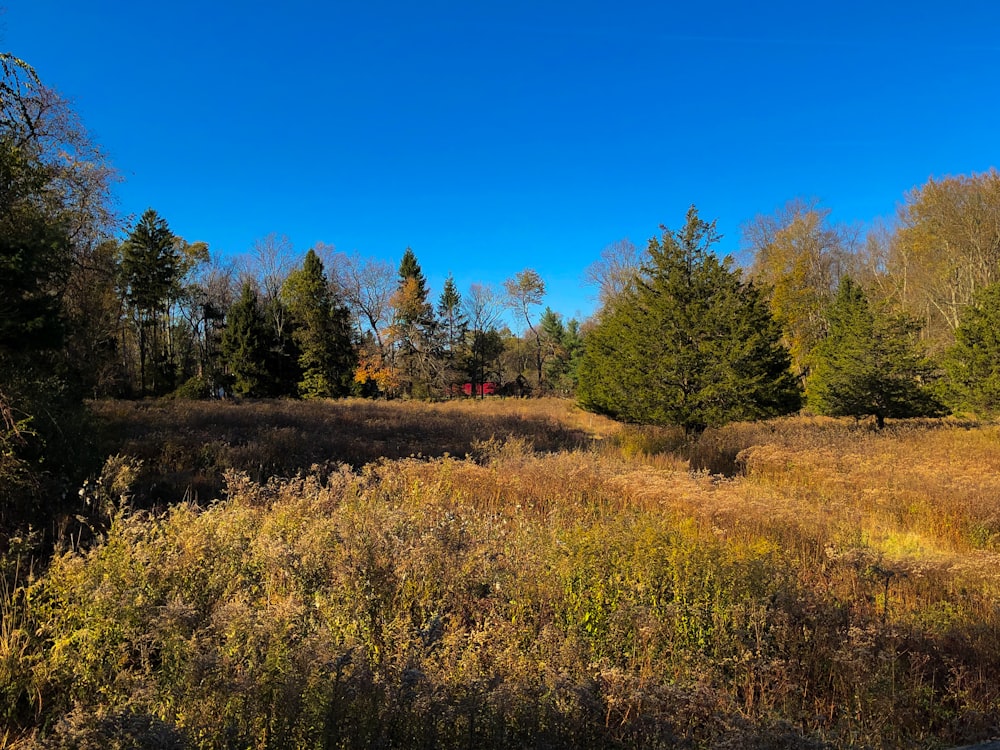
[3,399,1000,748]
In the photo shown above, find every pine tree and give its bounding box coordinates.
[396,247,432,326]
[393,247,437,396]
[437,274,467,395]
[578,206,801,435]
[540,308,582,395]
[282,249,355,398]
[437,274,466,351]
[220,282,272,397]
[807,277,945,428]
[944,282,1000,415]
[120,209,181,395]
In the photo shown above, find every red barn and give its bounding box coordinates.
[462,382,497,397]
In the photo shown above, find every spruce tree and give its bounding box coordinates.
[807,277,945,428]
[282,249,356,398]
[437,274,466,352]
[944,282,1000,415]
[437,274,467,394]
[120,209,181,395]
[397,247,433,326]
[393,247,437,396]
[220,282,272,397]
[578,207,801,435]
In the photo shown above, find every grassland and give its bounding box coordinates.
[3,398,1000,748]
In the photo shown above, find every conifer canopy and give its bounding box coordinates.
[806,277,944,428]
[578,207,801,434]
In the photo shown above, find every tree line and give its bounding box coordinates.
[5,50,1000,539]
[581,178,1000,433]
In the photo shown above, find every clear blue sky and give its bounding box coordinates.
[5,1,999,324]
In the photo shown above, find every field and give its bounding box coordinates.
[4,398,1000,749]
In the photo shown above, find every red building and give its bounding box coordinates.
[462,382,497,397]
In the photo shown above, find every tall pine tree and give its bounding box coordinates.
[220,282,272,397]
[393,247,437,396]
[120,209,181,395]
[579,207,801,435]
[282,249,355,398]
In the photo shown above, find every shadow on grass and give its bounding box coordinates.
[90,398,595,505]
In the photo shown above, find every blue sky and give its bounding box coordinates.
[5,1,999,324]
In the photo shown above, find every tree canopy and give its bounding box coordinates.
[942,282,1000,416]
[283,249,355,398]
[806,277,945,428]
[578,207,801,434]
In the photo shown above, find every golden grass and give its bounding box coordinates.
[4,400,1000,748]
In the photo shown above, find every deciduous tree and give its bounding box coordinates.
[744,199,852,377]
[504,269,546,390]
[583,238,641,307]
[893,170,1000,349]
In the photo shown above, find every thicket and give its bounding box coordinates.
[3,401,1000,749]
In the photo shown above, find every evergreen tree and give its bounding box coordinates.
[941,283,1000,415]
[578,207,801,435]
[437,274,466,351]
[807,277,945,428]
[393,247,437,396]
[540,308,583,396]
[120,209,181,395]
[220,282,272,397]
[282,249,355,398]
[396,247,433,326]
[437,274,467,395]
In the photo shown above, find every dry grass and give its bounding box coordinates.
[4,400,1000,748]
[89,397,609,503]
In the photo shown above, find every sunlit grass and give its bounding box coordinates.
[4,400,1000,748]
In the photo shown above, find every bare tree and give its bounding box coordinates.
[504,269,546,390]
[583,238,642,308]
[329,252,396,353]
[463,283,504,395]
[236,233,297,342]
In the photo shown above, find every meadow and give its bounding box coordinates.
[3,398,1000,749]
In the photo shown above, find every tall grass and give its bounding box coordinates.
[3,400,1000,748]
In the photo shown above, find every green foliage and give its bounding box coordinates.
[540,308,582,395]
[0,140,71,352]
[437,273,466,353]
[0,69,97,537]
[120,210,179,315]
[170,375,211,400]
[807,277,945,428]
[942,282,1000,416]
[119,209,183,396]
[579,207,801,434]
[396,246,432,326]
[283,249,355,398]
[220,282,273,397]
